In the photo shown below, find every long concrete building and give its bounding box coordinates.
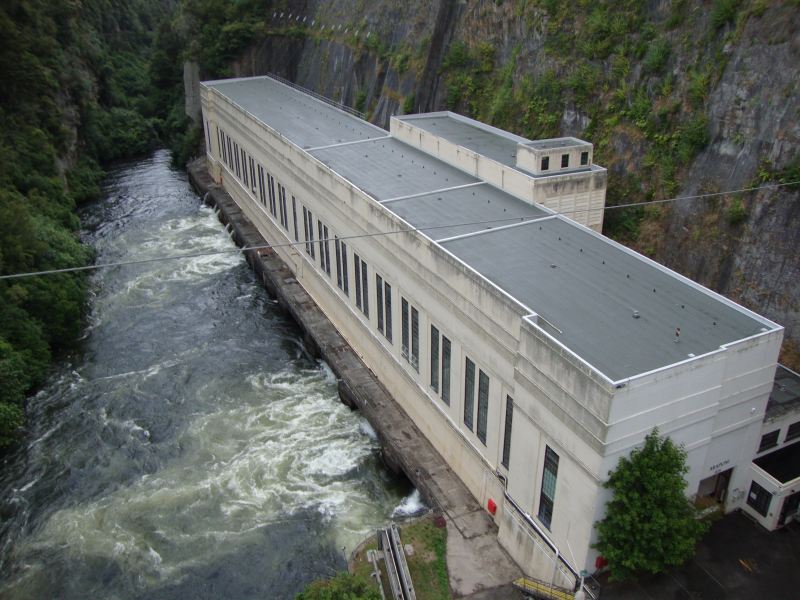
[199,75,789,590]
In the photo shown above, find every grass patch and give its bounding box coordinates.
[351,516,450,600]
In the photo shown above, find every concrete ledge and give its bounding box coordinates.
[187,158,521,596]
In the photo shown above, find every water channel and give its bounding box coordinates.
[0,151,418,599]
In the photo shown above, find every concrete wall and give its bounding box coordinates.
[200,83,783,582]
[516,141,592,177]
[743,463,800,530]
[390,116,606,232]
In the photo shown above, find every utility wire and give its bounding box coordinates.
[1,179,797,281]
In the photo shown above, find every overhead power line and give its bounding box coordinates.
[1,179,797,281]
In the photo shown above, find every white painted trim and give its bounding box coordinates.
[306,135,391,152]
[436,215,557,243]
[379,181,485,204]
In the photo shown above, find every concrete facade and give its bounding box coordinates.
[199,76,784,591]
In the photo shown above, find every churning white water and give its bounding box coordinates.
[0,151,419,600]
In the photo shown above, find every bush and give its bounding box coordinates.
[728,197,748,225]
[710,0,741,30]
[296,572,380,600]
[402,93,415,115]
[595,429,708,581]
[643,38,671,75]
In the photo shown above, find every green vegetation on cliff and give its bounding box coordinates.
[0,0,172,448]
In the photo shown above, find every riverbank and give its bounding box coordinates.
[187,157,522,598]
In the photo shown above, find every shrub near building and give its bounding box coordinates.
[594,429,709,581]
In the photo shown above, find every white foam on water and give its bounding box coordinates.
[13,363,407,588]
[391,489,427,518]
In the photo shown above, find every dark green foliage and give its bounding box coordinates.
[711,0,741,30]
[296,572,381,600]
[0,0,170,448]
[727,197,748,225]
[354,90,368,114]
[402,93,416,115]
[595,429,709,581]
[643,38,671,75]
[172,123,205,168]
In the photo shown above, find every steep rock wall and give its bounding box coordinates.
[190,0,800,366]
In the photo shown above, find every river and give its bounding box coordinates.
[0,151,419,599]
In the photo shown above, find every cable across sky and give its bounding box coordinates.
[1,179,797,281]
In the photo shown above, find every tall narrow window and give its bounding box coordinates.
[241,149,248,186]
[538,446,559,529]
[279,186,288,229]
[249,157,256,194]
[354,254,362,310]
[384,281,392,343]
[341,241,349,295]
[216,126,222,158]
[258,165,266,206]
[234,143,240,178]
[540,156,549,171]
[376,275,384,335]
[361,258,369,317]
[206,120,211,150]
[464,357,475,431]
[227,137,233,168]
[335,238,343,289]
[476,370,489,445]
[292,197,299,241]
[318,221,325,269]
[302,207,310,254]
[410,307,419,371]
[268,175,276,216]
[580,151,589,166]
[430,325,440,393]
[401,298,409,360]
[561,153,569,168]
[323,226,330,273]
[502,396,513,468]
[307,209,315,259]
[441,336,451,405]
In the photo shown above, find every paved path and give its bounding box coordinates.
[604,511,800,599]
[188,160,521,597]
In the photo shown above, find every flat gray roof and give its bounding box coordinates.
[310,137,477,201]
[396,113,603,178]
[386,183,548,241]
[441,217,769,380]
[204,76,385,150]
[766,365,800,420]
[397,113,524,167]
[525,137,590,150]
[207,76,778,380]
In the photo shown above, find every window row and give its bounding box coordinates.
[540,150,589,172]
[758,419,800,454]
[214,124,561,531]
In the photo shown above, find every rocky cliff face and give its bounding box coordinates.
[189,0,800,367]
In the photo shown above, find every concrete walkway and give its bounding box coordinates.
[603,511,800,599]
[187,160,521,597]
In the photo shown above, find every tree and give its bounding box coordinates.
[594,428,708,581]
[295,572,380,600]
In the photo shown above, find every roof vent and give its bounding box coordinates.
[632,311,640,319]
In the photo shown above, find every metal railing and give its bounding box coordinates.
[497,471,601,600]
[267,73,366,120]
[376,524,416,600]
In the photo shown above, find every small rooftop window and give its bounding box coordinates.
[561,154,569,168]
[541,156,549,171]
[580,151,589,166]
[758,430,779,453]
